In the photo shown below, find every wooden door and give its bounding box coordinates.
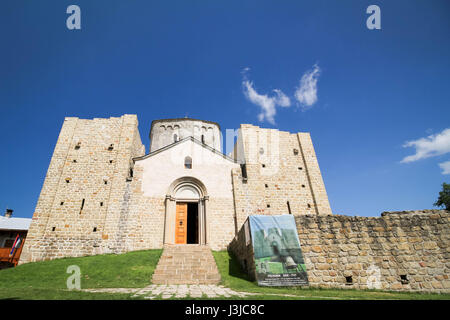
[175,203,187,244]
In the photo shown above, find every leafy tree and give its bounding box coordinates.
[434,182,450,210]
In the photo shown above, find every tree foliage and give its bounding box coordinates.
[434,182,450,210]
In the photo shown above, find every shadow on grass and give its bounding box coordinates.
[227,251,252,282]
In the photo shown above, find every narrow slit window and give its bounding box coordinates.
[80,199,85,211]
[287,201,292,215]
[201,135,205,144]
[240,163,248,181]
[174,134,178,142]
[184,156,192,169]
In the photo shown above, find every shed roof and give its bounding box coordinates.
[0,216,32,231]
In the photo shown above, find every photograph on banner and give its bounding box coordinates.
[249,215,308,286]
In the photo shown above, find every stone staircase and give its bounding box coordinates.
[152,244,221,285]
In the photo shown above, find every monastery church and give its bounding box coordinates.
[19,114,332,284]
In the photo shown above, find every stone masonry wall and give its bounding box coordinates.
[19,115,145,263]
[150,119,221,152]
[231,124,332,233]
[229,210,450,293]
[228,220,256,278]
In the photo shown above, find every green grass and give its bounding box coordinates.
[0,249,162,290]
[0,248,448,300]
[212,250,450,300]
[0,288,137,300]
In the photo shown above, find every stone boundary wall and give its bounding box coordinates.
[228,220,256,278]
[229,210,450,293]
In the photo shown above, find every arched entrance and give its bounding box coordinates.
[164,177,209,245]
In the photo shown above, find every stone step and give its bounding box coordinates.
[152,274,221,280]
[154,272,218,276]
[156,262,217,266]
[152,244,221,285]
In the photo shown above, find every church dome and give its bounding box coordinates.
[149,118,222,152]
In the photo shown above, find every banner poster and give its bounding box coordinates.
[249,215,309,286]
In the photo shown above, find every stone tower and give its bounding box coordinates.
[20,115,145,263]
[230,124,332,229]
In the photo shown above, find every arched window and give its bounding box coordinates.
[173,134,178,142]
[184,156,192,169]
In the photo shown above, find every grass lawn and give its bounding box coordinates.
[0,288,135,300]
[0,249,162,299]
[0,249,448,300]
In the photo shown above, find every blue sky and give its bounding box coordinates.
[1,1,449,218]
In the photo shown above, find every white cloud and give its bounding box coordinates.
[241,64,322,124]
[439,161,450,175]
[242,78,291,125]
[294,64,321,110]
[273,89,291,107]
[401,128,450,163]
[241,67,250,74]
